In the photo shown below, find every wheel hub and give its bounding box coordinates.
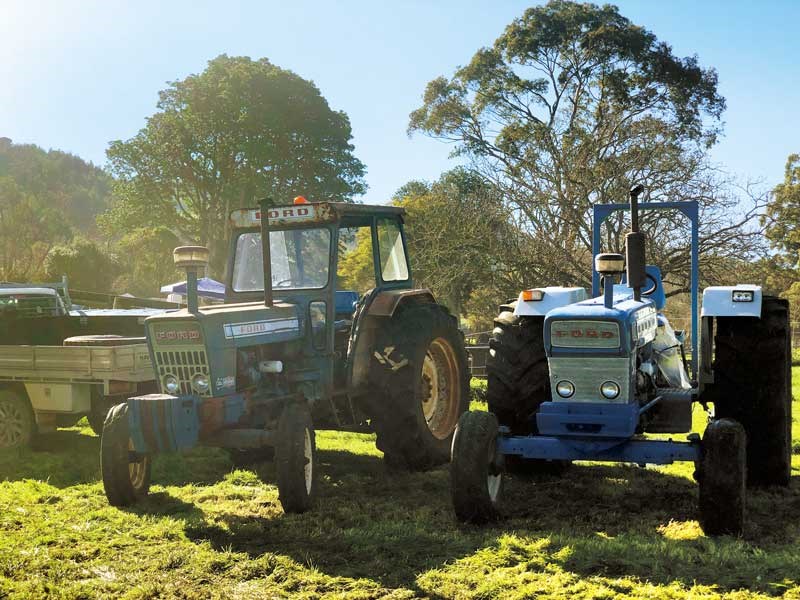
[0,398,27,448]
[418,337,461,440]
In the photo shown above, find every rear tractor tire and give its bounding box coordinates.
[709,296,792,487]
[487,302,569,475]
[451,411,503,523]
[275,402,317,514]
[0,389,35,449]
[698,418,746,536]
[101,403,152,507]
[366,303,470,471]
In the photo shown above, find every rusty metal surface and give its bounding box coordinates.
[230,201,405,230]
[366,289,436,317]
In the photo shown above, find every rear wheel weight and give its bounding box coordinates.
[0,389,35,449]
[709,296,792,487]
[365,303,470,471]
[100,403,151,507]
[275,402,317,514]
[451,411,503,523]
[698,418,746,536]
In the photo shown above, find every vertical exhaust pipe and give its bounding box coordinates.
[625,185,646,302]
[173,246,210,315]
[259,197,273,308]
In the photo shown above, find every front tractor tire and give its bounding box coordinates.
[451,411,503,523]
[709,296,792,487]
[698,418,746,536]
[275,402,317,514]
[101,403,152,507]
[366,303,470,471]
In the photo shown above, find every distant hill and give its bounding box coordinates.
[0,137,111,234]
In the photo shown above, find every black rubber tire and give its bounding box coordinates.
[709,296,792,487]
[451,411,503,523]
[275,402,317,514]
[0,388,35,449]
[365,302,470,471]
[486,302,550,433]
[63,335,146,347]
[698,418,746,536]
[87,389,114,436]
[101,403,152,507]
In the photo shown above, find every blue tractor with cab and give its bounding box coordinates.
[451,186,792,535]
[101,198,470,513]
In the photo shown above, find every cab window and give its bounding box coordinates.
[376,219,409,283]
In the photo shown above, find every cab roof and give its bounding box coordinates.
[230,201,405,229]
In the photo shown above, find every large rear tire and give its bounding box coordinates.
[698,418,746,536]
[709,296,792,487]
[0,389,35,449]
[101,403,151,507]
[486,302,550,433]
[451,411,503,523]
[275,402,317,514]
[365,303,470,470]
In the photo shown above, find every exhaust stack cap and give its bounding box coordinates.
[173,246,209,269]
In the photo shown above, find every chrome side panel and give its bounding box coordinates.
[547,356,634,404]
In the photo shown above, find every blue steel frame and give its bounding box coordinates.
[591,201,699,378]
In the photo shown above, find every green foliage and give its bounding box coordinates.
[103,54,366,275]
[336,227,375,294]
[112,227,182,297]
[0,378,798,598]
[0,175,70,281]
[0,138,111,234]
[764,154,800,266]
[43,237,120,292]
[408,1,759,298]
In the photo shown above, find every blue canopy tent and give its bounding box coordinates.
[160,277,226,301]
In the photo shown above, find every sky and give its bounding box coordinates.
[1,0,798,205]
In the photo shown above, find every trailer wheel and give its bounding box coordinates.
[0,389,35,449]
[698,418,746,536]
[451,411,503,523]
[365,303,470,470]
[275,402,317,513]
[101,403,151,507]
[486,303,550,433]
[709,296,792,487]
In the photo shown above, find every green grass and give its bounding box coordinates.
[0,374,799,599]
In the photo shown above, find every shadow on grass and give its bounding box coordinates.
[180,455,800,593]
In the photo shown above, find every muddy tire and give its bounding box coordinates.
[698,418,746,536]
[0,388,35,449]
[275,402,316,514]
[365,303,470,470]
[709,296,792,487]
[101,403,151,507]
[451,411,503,523]
[486,303,550,434]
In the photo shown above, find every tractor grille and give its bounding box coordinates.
[154,349,211,397]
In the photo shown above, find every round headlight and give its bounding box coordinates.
[191,372,210,393]
[600,381,620,399]
[163,374,180,394]
[556,380,575,398]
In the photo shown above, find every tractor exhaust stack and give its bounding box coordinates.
[626,185,647,302]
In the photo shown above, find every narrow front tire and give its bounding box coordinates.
[698,418,746,536]
[451,411,503,524]
[275,402,317,514]
[101,403,151,507]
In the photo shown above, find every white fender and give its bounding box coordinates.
[513,287,587,317]
[701,285,762,318]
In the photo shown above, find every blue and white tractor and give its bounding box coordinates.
[451,186,792,535]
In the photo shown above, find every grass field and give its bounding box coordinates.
[1,376,799,599]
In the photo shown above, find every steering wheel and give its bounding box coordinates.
[642,272,659,296]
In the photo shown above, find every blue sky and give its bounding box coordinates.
[1,0,798,204]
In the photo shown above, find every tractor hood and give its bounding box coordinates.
[145,301,302,350]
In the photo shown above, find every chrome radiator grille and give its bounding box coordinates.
[154,349,210,396]
[547,356,633,403]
